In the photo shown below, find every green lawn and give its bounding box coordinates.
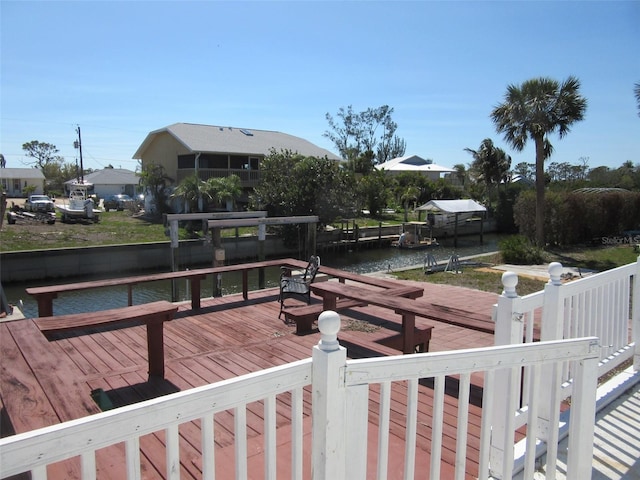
[393,246,638,296]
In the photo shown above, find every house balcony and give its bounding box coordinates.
[176,168,261,188]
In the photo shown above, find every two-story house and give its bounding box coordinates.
[133,123,341,207]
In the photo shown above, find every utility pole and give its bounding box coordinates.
[74,126,84,183]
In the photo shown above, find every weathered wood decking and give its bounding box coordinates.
[0,277,498,479]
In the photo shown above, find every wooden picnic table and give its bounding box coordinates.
[310,281,432,354]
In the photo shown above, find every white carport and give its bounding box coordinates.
[415,199,487,247]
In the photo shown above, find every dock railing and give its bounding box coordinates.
[491,257,640,477]
[1,311,600,480]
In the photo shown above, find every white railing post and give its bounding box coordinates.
[633,256,640,371]
[489,271,523,478]
[537,262,565,444]
[565,341,599,480]
[541,262,565,342]
[312,311,347,480]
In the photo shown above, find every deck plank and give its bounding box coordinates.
[0,323,60,434]
[1,278,499,479]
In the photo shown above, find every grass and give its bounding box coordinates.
[545,245,638,271]
[0,210,169,251]
[0,208,407,252]
[393,245,638,296]
[394,261,548,296]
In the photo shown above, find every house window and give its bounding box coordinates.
[248,157,260,170]
[178,154,196,169]
[13,179,20,191]
[200,154,228,169]
[230,155,249,169]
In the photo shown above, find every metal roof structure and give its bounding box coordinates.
[415,199,486,213]
[133,123,341,161]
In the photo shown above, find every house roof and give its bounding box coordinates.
[80,168,139,185]
[133,123,341,161]
[415,199,486,213]
[0,168,45,180]
[376,155,455,173]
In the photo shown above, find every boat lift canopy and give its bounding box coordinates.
[414,199,486,248]
[414,199,486,214]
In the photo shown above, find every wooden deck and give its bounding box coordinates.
[0,276,499,479]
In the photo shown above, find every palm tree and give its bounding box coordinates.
[172,175,209,213]
[464,138,511,212]
[452,163,467,188]
[491,76,587,246]
[205,175,242,211]
[400,186,420,222]
[634,82,640,117]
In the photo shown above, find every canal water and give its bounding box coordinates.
[4,233,503,318]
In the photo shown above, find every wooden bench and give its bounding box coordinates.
[338,325,433,357]
[283,298,365,334]
[34,301,178,378]
[285,283,423,334]
[26,259,302,317]
[304,263,415,290]
[377,326,433,353]
[310,282,437,354]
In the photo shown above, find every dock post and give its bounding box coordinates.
[258,224,266,289]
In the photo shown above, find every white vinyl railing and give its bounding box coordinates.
[491,257,640,478]
[1,311,600,480]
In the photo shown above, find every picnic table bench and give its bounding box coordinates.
[310,282,436,354]
[34,300,178,378]
[283,283,424,335]
[26,259,302,317]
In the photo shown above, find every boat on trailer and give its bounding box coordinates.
[56,182,101,223]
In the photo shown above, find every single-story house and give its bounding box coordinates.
[64,168,140,199]
[132,123,341,205]
[0,168,46,196]
[376,155,455,181]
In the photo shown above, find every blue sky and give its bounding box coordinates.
[1,1,638,173]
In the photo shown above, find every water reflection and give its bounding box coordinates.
[4,233,503,318]
[322,233,502,274]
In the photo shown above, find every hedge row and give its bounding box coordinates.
[514,190,640,245]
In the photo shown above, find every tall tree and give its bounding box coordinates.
[635,82,640,117]
[138,163,173,214]
[324,105,406,171]
[464,138,511,211]
[400,186,420,222]
[22,141,63,171]
[491,76,587,246]
[251,149,355,225]
[452,163,467,188]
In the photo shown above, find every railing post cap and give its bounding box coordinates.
[548,262,563,285]
[501,271,518,298]
[318,310,341,351]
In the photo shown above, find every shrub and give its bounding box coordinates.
[499,235,545,264]
[513,189,640,246]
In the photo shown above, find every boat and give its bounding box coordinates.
[56,182,101,223]
[393,221,439,249]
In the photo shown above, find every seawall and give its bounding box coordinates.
[1,236,296,283]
